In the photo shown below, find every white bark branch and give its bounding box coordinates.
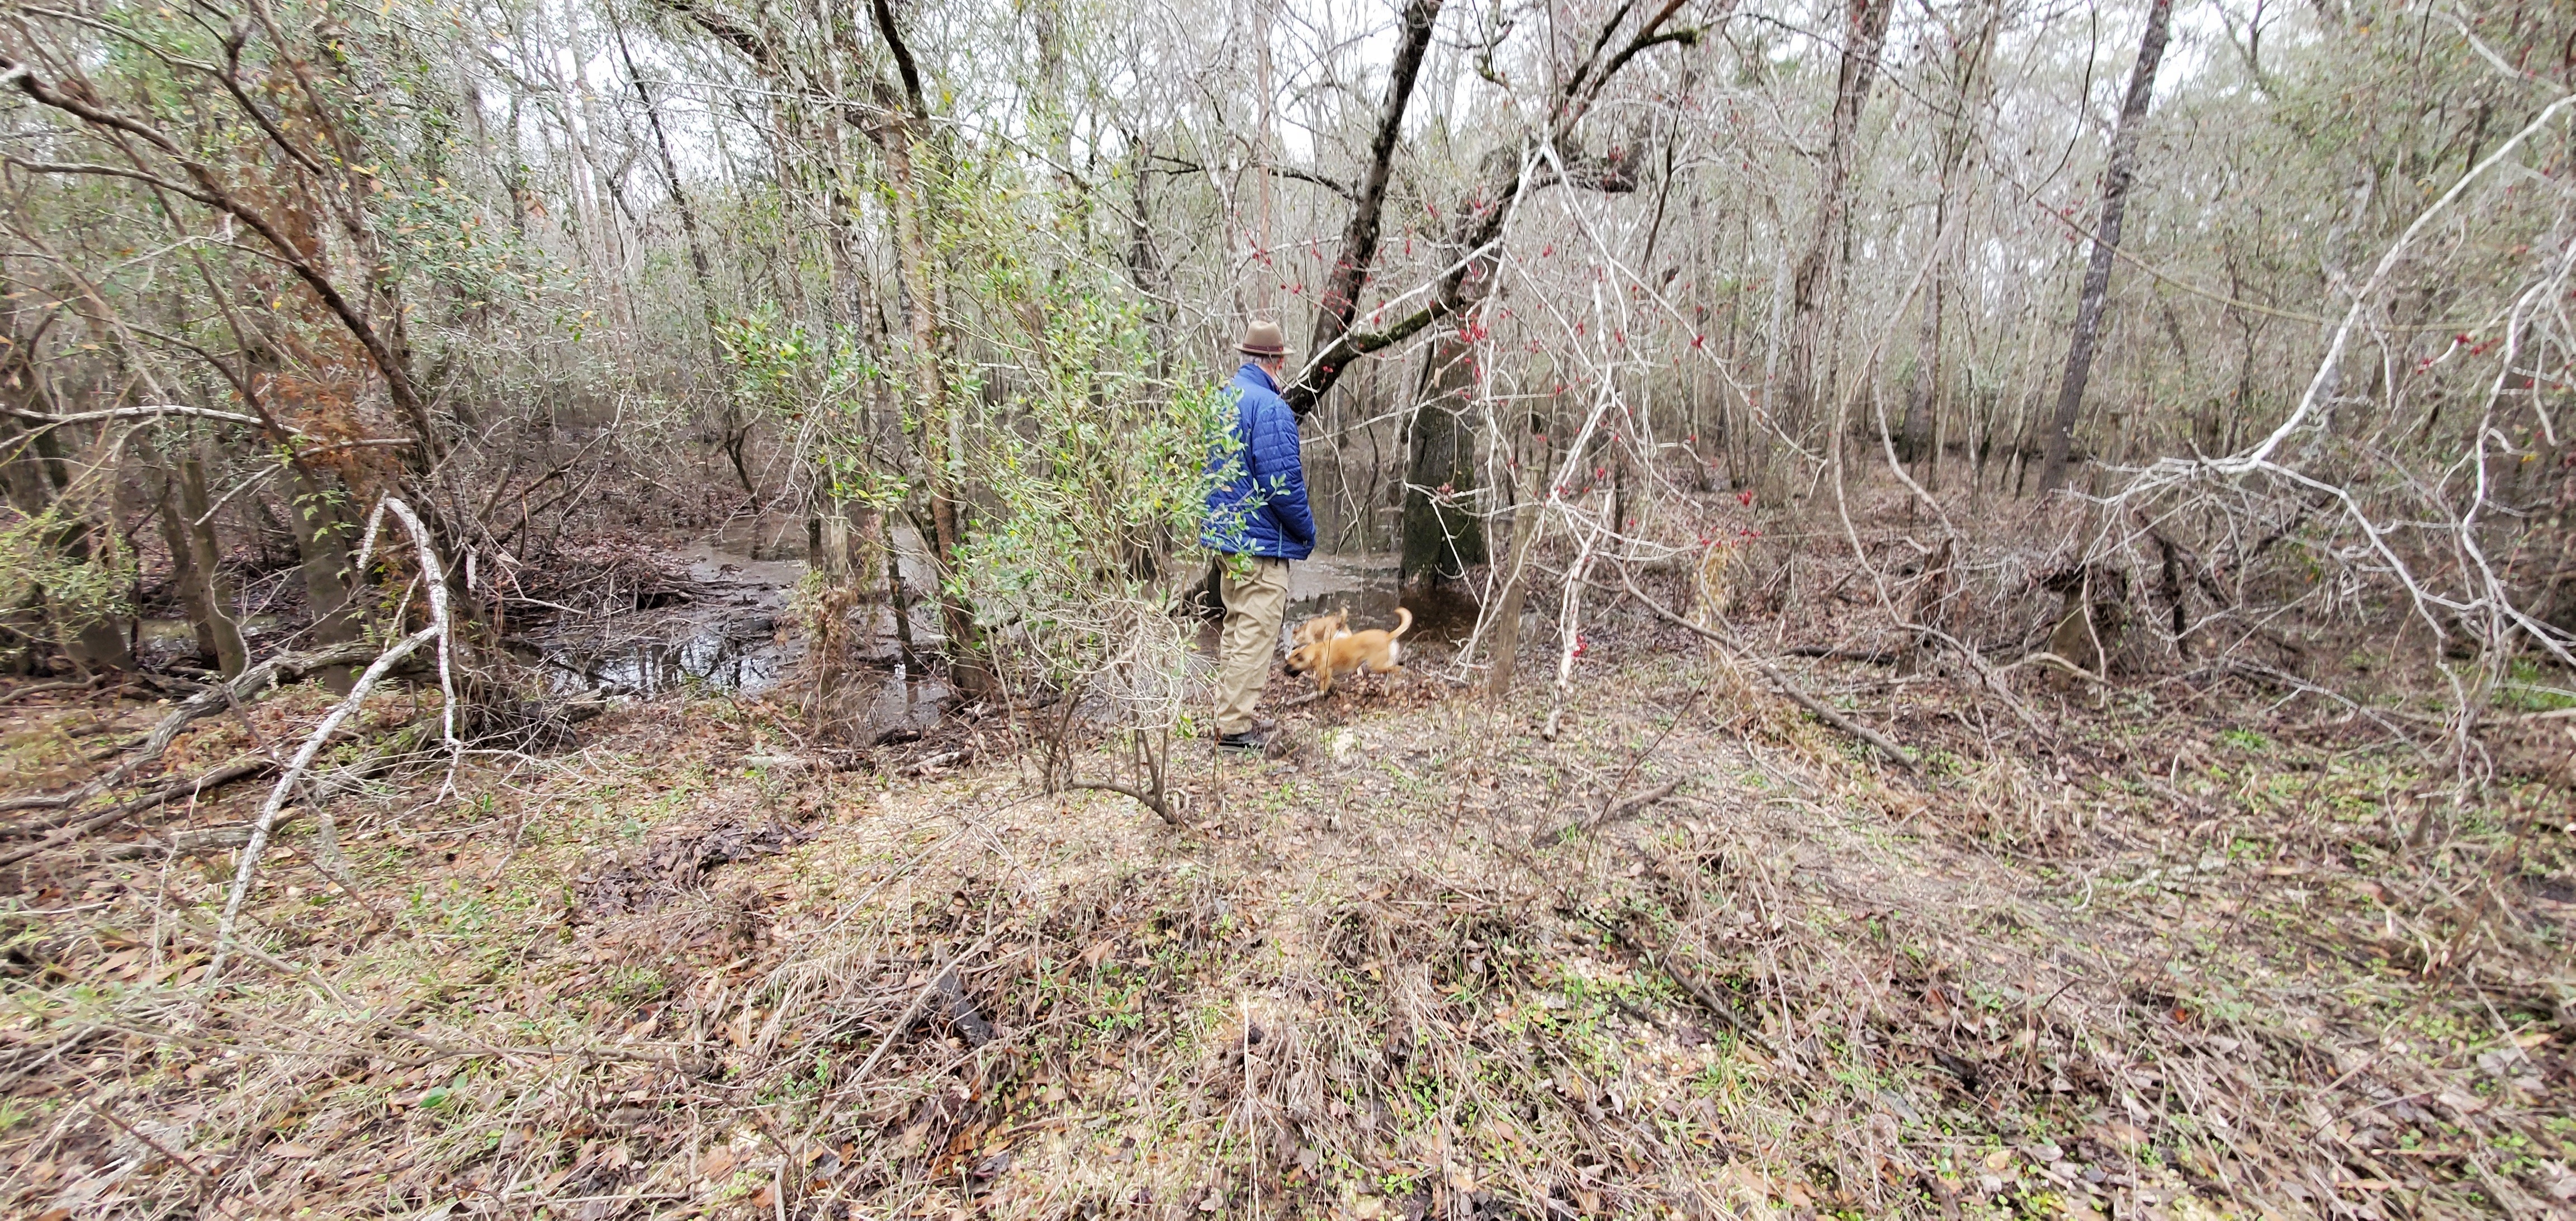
[210,497,458,983]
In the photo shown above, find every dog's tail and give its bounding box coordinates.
[1389,606,1412,638]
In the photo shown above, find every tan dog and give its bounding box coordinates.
[1291,606,1350,649]
[1284,607,1410,695]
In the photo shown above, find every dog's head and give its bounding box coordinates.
[1283,640,1321,674]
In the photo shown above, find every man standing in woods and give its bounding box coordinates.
[1202,321,1317,753]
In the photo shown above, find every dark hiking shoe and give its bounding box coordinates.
[1216,729,1270,754]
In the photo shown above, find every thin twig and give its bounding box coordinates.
[1579,905,1775,1056]
[1620,566,1917,769]
[80,1094,215,1180]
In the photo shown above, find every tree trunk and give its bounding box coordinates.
[1286,0,1443,418]
[1902,283,1943,466]
[886,521,918,671]
[615,21,757,499]
[872,0,991,694]
[149,462,220,665]
[1403,320,1490,581]
[1782,0,1896,441]
[173,448,249,677]
[0,354,131,674]
[2037,0,2175,492]
[1905,0,2000,489]
[282,464,362,692]
[884,132,986,691]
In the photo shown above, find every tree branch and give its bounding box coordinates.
[1285,0,1720,413]
[2,58,439,453]
[1288,0,1444,416]
[647,0,780,69]
[6,403,304,438]
[1270,164,1358,202]
[2,157,224,206]
[869,0,929,119]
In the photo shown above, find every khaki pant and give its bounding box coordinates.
[1213,556,1289,735]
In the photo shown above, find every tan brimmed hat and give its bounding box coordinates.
[1238,320,1289,358]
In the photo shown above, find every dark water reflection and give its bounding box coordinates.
[533,614,788,695]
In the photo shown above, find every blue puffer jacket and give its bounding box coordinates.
[1201,363,1316,561]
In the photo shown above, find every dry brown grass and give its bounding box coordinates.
[1,628,2571,1219]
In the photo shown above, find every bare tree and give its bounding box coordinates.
[2036,0,2175,491]
[1778,0,1896,451]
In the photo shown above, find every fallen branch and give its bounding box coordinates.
[1498,789,1775,1056]
[1539,777,1685,846]
[1783,645,1897,664]
[0,759,271,869]
[0,640,383,820]
[215,929,361,1011]
[1619,567,1917,770]
[78,1094,217,1181]
[383,1025,709,1073]
[209,624,438,981]
[3,758,271,837]
[212,497,457,983]
[0,676,101,707]
[1597,777,1682,826]
[1590,682,1702,822]
[2007,650,2110,685]
[90,743,422,862]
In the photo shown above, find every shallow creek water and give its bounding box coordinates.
[522,527,958,741]
[148,528,1474,731]
[544,543,1483,706]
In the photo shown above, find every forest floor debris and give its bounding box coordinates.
[2,636,2572,1219]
